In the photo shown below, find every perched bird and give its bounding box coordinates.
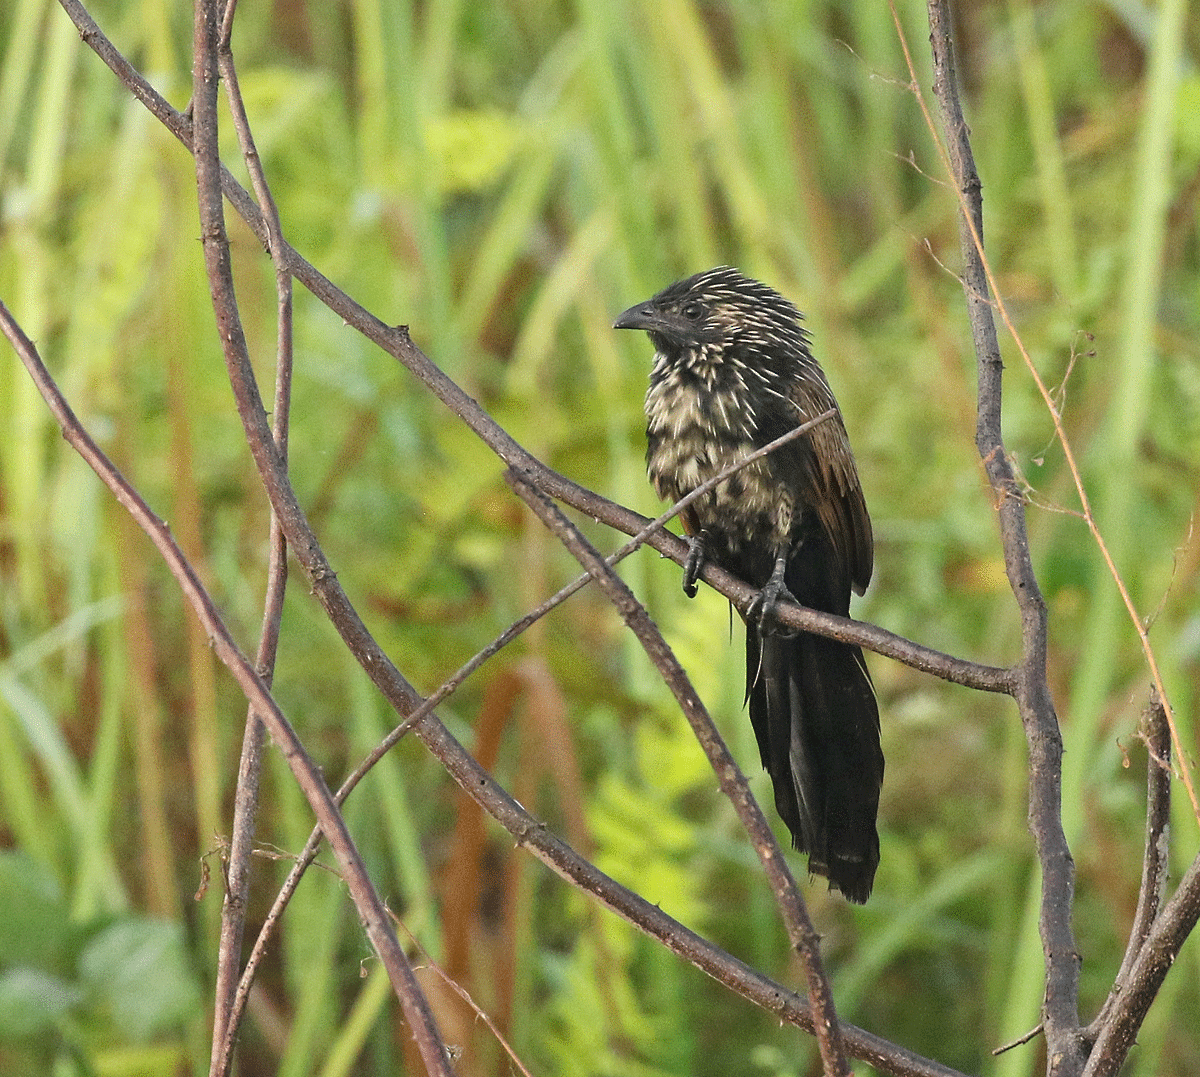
[614,266,883,902]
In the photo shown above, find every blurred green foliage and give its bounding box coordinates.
[1,0,1199,1075]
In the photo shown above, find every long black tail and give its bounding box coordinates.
[745,561,883,903]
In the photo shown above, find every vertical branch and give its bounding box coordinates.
[208,1,295,1073]
[1079,694,1200,1077]
[1081,858,1200,1077]
[1104,692,1172,1011]
[919,2,1085,1071]
[188,2,455,1073]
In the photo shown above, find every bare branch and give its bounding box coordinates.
[914,1,1085,1071]
[1105,692,1173,1013]
[55,0,1010,698]
[1081,850,1200,1077]
[209,0,295,1070]
[0,299,455,1075]
[191,2,454,1072]
[506,467,850,1077]
[895,3,1200,1075]
[1081,690,1186,1076]
[225,415,847,1030]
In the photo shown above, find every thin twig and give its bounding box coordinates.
[389,911,536,1077]
[0,300,454,1075]
[54,0,1010,697]
[1080,691,1184,1077]
[188,2,454,1072]
[209,0,295,1071]
[505,467,851,1077]
[911,4,1086,1071]
[903,1,1197,823]
[993,1023,1044,1056]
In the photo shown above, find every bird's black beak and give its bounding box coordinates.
[613,302,662,332]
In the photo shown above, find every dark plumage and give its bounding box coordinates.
[614,266,883,903]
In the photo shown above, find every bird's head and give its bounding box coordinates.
[613,266,810,361]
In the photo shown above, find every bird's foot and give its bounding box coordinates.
[747,556,799,636]
[682,534,706,598]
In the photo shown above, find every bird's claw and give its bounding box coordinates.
[682,534,706,598]
[747,559,799,636]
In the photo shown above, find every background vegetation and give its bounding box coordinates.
[2,0,1199,1074]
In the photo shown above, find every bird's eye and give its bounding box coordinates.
[681,301,704,320]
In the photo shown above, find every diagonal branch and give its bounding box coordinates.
[56,0,1012,697]
[2,294,970,1077]
[189,2,453,1072]
[0,300,454,1077]
[209,0,295,1071]
[506,466,851,1077]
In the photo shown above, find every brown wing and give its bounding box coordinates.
[792,384,873,596]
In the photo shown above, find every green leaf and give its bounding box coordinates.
[78,919,200,1041]
[0,966,81,1038]
[0,852,72,973]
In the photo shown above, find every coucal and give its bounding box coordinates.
[614,266,883,902]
